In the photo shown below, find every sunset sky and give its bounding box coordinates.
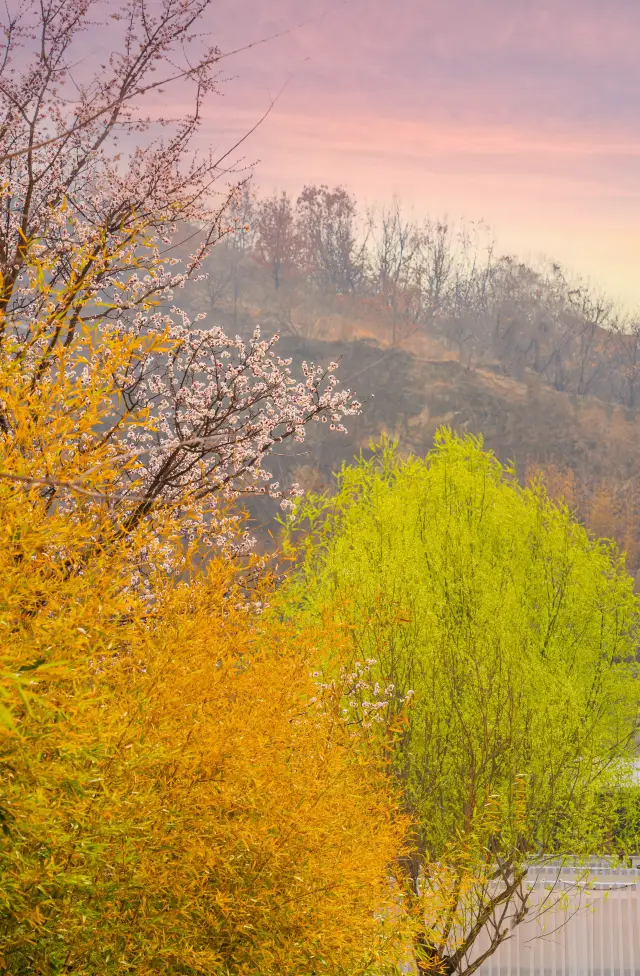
[206,0,640,312]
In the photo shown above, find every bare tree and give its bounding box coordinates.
[295,184,362,294]
[418,218,457,324]
[611,321,640,408]
[368,199,421,345]
[440,221,498,367]
[566,283,618,396]
[254,190,297,291]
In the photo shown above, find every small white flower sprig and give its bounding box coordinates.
[310,658,414,733]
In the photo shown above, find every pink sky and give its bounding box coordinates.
[201,0,640,311]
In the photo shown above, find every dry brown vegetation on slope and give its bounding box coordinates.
[183,184,640,572]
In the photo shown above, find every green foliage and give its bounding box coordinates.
[280,429,640,971]
[283,430,639,856]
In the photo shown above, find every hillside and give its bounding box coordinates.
[172,215,640,569]
[247,335,640,575]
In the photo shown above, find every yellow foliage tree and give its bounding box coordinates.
[0,238,407,974]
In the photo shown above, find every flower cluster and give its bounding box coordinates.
[118,322,360,521]
[310,658,413,732]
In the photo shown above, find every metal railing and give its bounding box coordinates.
[471,862,640,976]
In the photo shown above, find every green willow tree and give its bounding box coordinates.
[280,429,640,976]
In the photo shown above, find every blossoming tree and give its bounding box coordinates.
[0,0,360,535]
